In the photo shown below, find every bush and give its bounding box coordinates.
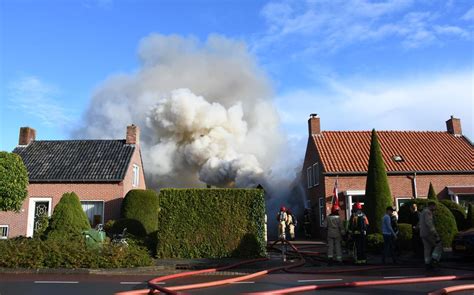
[367,233,383,253]
[467,204,474,229]
[397,223,412,251]
[46,192,91,239]
[121,189,159,236]
[111,218,147,237]
[0,151,29,212]
[156,188,266,258]
[440,200,467,231]
[364,130,393,234]
[0,236,153,269]
[398,199,457,247]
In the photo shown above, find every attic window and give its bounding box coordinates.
[392,155,404,162]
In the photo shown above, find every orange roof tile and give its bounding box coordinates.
[313,131,473,173]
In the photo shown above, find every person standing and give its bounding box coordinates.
[349,202,369,264]
[410,203,423,257]
[326,205,345,264]
[382,206,397,264]
[391,209,400,255]
[277,206,288,240]
[286,209,297,241]
[420,202,443,269]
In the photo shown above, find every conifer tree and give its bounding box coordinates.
[364,129,393,233]
[427,182,437,200]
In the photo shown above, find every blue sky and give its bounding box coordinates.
[1,0,473,155]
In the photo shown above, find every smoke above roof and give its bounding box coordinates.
[74,34,287,188]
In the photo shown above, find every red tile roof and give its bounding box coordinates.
[313,131,473,173]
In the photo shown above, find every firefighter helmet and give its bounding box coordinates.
[280,206,286,212]
[354,202,362,210]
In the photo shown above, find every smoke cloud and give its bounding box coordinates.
[74,34,286,189]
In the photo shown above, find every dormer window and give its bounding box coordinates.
[393,155,403,162]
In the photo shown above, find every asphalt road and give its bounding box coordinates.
[1,265,473,295]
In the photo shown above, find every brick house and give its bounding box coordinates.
[303,114,474,238]
[0,125,146,239]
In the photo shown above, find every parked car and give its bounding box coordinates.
[452,228,474,257]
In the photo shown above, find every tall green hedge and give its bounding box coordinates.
[440,200,467,230]
[427,183,437,200]
[398,199,457,247]
[156,188,266,258]
[364,129,393,234]
[121,189,159,236]
[46,192,90,239]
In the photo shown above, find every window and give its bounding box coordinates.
[396,198,411,211]
[81,201,104,227]
[312,163,319,186]
[132,164,140,187]
[319,198,326,226]
[307,167,313,188]
[0,225,8,239]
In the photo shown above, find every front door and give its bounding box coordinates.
[27,198,52,237]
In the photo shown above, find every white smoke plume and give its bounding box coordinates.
[74,34,286,188]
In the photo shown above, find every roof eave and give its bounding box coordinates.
[324,170,474,176]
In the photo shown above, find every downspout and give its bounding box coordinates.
[413,172,418,199]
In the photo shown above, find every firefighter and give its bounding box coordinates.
[277,206,288,240]
[287,209,297,240]
[326,205,345,264]
[348,202,369,264]
[420,201,442,269]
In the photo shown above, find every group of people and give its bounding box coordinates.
[277,206,298,240]
[324,201,443,269]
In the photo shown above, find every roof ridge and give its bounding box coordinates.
[320,130,449,133]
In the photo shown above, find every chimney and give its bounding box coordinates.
[308,113,321,136]
[446,116,462,136]
[126,124,140,145]
[19,127,36,145]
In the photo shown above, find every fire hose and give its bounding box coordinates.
[428,284,474,295]
[115,239,474,295]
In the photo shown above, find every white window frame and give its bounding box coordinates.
[81,200,105,227]
[27,197,52,237]
[0,225,9,239]
[396,197,412,211]
[319,197,326,226]
[132,164,140,187]
[312,163,319,186]
[307,166,313,188]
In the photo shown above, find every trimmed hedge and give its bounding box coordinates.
[367,233,383,253]
[440,200,467,231]
[364,130,393,234]
[398,199,457,247]
[156,188,266,258]
[398,223,412,251]
[121,189,159,236]
[46,192,91,239]
[0,236,152,269]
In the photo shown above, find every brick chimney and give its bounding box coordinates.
[308,113,321,136]
[446,116,462,136]
[18,127,36,145]
[126,124,140,145]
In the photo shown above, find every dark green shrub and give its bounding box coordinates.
[427,183,437,200]
[440,200,467,230]
[34,214,49,240]
[156,188,266,258]
[121,189,159,236]
[367,233,383,253]
[111,218,147,237]
[397,223,412,251]
[398,199,457,247]
[467,204,474,229]
[0,151,29,212]
[364,130,393,234]
[46,192,91,239]
[0,236,152,269]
